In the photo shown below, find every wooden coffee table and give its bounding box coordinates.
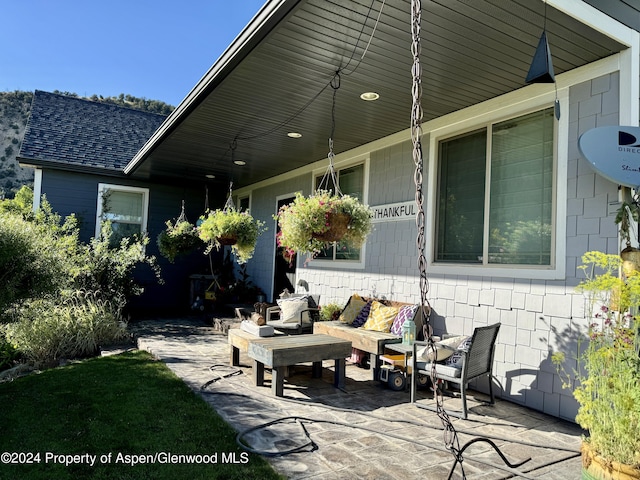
[247,334,352,397]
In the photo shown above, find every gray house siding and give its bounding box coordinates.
[240,71,622,422]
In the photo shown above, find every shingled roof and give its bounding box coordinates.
[18,90,167,173]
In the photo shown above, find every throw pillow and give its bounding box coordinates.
[390,304,418,336]
[363,301,399,332]
[277,297,309,323]
[416,335,467,362]
[338,294,367,324]
[352,300,373,327]
[444,336,473,368]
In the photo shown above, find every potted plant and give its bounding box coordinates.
[197,208,265,264]
[552,251,640,479]
[156,218,201,262]
[275,190,373,256]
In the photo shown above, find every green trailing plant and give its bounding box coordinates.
[552,251,640,470]
[156,218,201,262]
[198,208,265,264]
[275,190,372,256]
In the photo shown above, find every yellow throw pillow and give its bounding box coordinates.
[363,301,399,332]
[338,294,367,324]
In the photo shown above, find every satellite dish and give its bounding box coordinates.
[578,126,640,187]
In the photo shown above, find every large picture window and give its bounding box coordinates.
[96,184,149,245]
[314,163,365,261]
[436,108,555,266]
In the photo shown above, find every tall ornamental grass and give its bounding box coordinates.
[4,291,129,367]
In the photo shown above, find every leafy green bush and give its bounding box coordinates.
[71,222,162,299]
[0,329,18,371]
[0,213,71,316]
[4,291,129,367]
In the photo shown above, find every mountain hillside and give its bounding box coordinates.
[0,90,174,198]
[0,91,32,196]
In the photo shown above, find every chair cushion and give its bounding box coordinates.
[363,301,399,332]
[444,336,472,367]
[352,300,373,327]
[416,335,467,362]
[413,360,463,379]
[277,297,309,324]
[338,294,367,324]
[390,304,418,336]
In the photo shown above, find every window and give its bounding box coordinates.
[96,184,149,245]
[436,108,555,266]
[238,195,250,212]
[314,163,365,261]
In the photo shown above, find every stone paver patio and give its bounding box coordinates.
[131,316,584,480]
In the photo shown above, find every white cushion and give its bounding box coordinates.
[276,297,309,324]
[412,360,463,379]
[416,335,467,362]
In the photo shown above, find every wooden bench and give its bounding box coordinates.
[313,297,428,380]
[247,334,352,397]
[314,321,401,379]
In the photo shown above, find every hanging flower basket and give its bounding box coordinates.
[198,208,266,264]
[216,233,238,246]
[311,212,351,242]
[156,219,201,263]
[275,190,372,256]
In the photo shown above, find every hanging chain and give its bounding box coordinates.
[410,0,462,466]
[224,141,237,211]
[410,5,529,478]
[318,73,342,196]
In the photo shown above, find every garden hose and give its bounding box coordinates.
[200,365,580,479]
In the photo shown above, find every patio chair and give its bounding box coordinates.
[265,294,320,335]
[410,323,501,419]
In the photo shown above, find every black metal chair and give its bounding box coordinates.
[265,294,320,335]
[410,323,501,419]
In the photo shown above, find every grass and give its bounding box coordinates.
[0,350,283,480]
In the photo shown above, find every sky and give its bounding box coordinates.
[1,0,267,107]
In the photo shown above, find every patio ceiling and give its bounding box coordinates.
[125,0,627,189]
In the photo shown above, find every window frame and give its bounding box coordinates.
[307,155,370,269]
[426,92,568,280]
[95,183,150,240]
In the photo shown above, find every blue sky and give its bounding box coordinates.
[1,1,266,106]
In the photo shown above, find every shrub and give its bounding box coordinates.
[0,329,18,371]
[0,214,71,316]
[4,291,129,367]
[71,221,162,300]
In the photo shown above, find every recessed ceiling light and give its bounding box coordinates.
[360,92,380,101]
[287,132,302,138]
[234,160,246,166]
[205,174,216,179]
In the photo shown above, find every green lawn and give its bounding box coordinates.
[0,350,282,480]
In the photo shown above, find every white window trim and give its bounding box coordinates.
[32,169,43,212]
[95,183,149,239]
[307,154,370,270]
[426,90,568,280]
